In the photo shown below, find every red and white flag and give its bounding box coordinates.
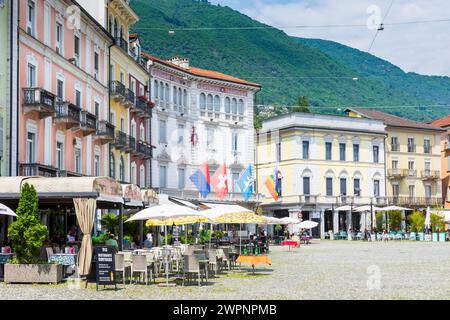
[211,163,229,200]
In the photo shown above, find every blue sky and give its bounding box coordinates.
[209,0,450,77]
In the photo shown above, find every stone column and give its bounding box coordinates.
[333,210,339,233]
[320,209,325,239]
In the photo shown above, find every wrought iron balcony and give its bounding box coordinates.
[131,96,151,117]
[126,135,136,154]
[80,111,97,136]
[408,144,416,153]
[93,120,115,145]
[420,170,440,180]
[109,81,126,101]
[389,196,443,207]
[22,88,56,118]
[112,130,127,150]
[54,101,80,129]
[115,37,128,53]
[124,88,135,108]
[387,168,406,179]
[300,195,318,205]
[20,163,59,177]
[391,144,400,152]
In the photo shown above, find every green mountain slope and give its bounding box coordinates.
[130,0,449,121]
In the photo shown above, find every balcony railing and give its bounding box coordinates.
[405,169,417,177]
[391,144,400,152]
[421,170,440,180]
[387,168,405,179]
[115,37,128,53]
[138,142,153,159]
[301,195,318,205]
[22,88,56,118]
[124,88,135,108]
[54,101,80,129]
[20,163,59,177]
[125,136,137,154]
[389,196,443,207]
[424,145,432,154]
[337,195,354,205]
[112,130,127,149]
[408,144,416,153]
[109,81,126,100]
[93,120,115,144]
[80,111,97,136]
[132,96,151,117]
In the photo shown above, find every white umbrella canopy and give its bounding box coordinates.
[354,205,383,212]
[298,220,319,229]
[263,216,288,225]
[335,205,353,211]
[0,203,17,217]
[125,204,200,222]
[280,217,301,224]
[378,206,410,211]
[425,206,431,230]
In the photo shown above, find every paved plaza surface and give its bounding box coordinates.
[1,241,449,300]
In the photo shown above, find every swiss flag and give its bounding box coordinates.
[211,163,229,200]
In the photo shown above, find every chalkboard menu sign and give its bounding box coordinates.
[94,246,117,291]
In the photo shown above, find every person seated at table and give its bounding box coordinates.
[105,233,119,251]
[66,225,77,243]
[143,233,153,249]
[221,233,230,242]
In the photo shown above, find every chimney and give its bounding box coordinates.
[168,56,189,69]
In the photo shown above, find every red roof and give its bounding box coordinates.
[431,115,450,128]
[347,108,444,131]
[141,53,260,88]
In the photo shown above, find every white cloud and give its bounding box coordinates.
[212,0,450,76]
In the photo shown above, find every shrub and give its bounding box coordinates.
[92,233,109,246]
[8,183,48,264]
[409,211,425,233]
[388,211,403,231]
[430,213,445,232]
[100,213,118,234]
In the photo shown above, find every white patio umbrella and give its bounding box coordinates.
[354,205,382,212]
[263,216,288,225]
[378,206,410,211]
[298,220,319,229]
[424,206,431,231]
[126,204,202,287]
[335,205,353,211]
[279,217,301,224]
[0,203,17,217]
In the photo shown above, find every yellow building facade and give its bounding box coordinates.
[348,108,444,208]
[256,112,387,238]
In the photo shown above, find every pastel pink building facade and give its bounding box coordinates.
[18,0,113,177]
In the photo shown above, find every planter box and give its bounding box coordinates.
[439,233,447,242]
[4,263,63,284]
[418,232,425,241]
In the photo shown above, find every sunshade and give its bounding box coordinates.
[125,204,200,222]
[279,217,301,224]
[263,216,287,225]
[145,215,208,227]
[0,203,17,217]
[378,206,410,211]
[298,220,319,229]
[335,205,353,211]
[199,206,265,224]
[425,206,431,230]
[354,205,383,212]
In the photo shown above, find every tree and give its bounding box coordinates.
[291,96,310,113]
[8,183,48,264]
[430,213,445,232]
[388,211,403,231]
[100,213,118,234]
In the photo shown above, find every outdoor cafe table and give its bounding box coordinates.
[281,240,300,251]
[49,253,77,277]
[235,255,272,274]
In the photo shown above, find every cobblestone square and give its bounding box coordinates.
[1,241,449,300]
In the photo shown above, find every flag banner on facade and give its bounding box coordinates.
[265,168,279,201]
[238,164,254,202]
[189,163,211,198]
[274,167,281,196]
[211,163,228,200]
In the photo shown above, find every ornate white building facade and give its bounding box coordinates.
[146,55,261,202]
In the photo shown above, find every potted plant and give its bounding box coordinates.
[5,183,62,284]
[409,211,425,241]
[430,213,446,242]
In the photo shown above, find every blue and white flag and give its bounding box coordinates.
[238,165,254,202]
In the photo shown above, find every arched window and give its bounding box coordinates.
[213,95,221,112]
[231,98,238,114]
[207,94,213,111]
[164,83,169,101]
[119,156,125,182]
[200,93,206,110]
[238,99,244,115]
[183,89,188,107]
[140,165,146,187]
[131,162,136,184]
[225,97,231,113]
[154,80,159,99]
[159,82,164,101]
[109,153,115,179]
[119,25,123,39]
[173,86,177,105]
